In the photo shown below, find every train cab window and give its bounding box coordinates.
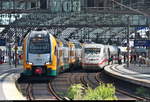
[29,34,50,54]
[85,48,101,54]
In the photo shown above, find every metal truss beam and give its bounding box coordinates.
[0,9,150,15]
[0,24,148,28]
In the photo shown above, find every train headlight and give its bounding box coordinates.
[45,62,51,65]
[27,62,33,65]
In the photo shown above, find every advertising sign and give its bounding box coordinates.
[0,39,6,46]
[50,0,81,13]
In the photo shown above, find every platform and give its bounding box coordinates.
[0,64,26,100]
[104,64,150,88]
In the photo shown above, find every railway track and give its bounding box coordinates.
[100,65,150,101]
[50,70,143,100]
[95,72,147,101]
[16,69,150,101]
[18,82,63,100]
[78,71,139,100]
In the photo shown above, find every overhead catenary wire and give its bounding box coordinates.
[111,0,150,17]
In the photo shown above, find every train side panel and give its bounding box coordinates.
[22,34,32,75]
[46,35,57,76]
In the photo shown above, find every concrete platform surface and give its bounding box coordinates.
[104,64,150,88]
[0,64,26,100]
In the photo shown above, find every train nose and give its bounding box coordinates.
[35,68,43,74]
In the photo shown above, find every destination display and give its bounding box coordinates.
[0,39,6,46]
[134,40,150,47]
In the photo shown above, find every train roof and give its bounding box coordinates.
[29,30,49,37]
[83,43,105,48]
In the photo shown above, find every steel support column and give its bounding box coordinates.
[14,15,18,68]
[127,16,130,68]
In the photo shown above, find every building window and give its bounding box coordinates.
[31,2,36,8]
[40,0,47,9]
[87,0,94,7]
[98,2,103,7]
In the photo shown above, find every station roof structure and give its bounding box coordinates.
[0,0,150,45]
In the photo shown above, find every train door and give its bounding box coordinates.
[62,42,69,69]
[55,39,59,70]
[103,47,108,66]
[56,40,63,72]
[68,42,75,68]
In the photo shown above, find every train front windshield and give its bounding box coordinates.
[84,48,101,54]
[29,34,50,54]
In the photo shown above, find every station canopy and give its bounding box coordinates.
[0,0,150,45]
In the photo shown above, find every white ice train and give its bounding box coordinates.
[81,43,120,70]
